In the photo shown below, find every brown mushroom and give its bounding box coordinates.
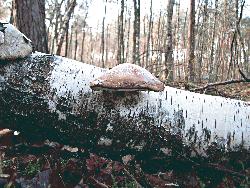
[90,63,164,92]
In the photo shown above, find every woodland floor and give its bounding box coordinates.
[0,83,249,188]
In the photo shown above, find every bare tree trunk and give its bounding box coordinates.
[196,0,208,83]
[227,0,245,80]
[101,0,107,68]
[56,0,76,55]
[146,0,153,70]
[208,0,218,82]
[133,0,140,65]
[105,24,109,64]
[187,0,196,82]
[175,0,181,81]
[156,11,162,76]
[150,20,154,72]
[68,25,73,58]
[117,0,125,64]
[125,15,131,64]
[182,9,188,81]
[213,35,223,81]
[80,7,88,62]
[52,0,64,54]
[13,0,48,53]
[64,21,70,57]
[74,27,78,60]
[142,16,146,67]
[165,0,175,82]
[80,26,86,62]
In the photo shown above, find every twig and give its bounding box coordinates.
[88,176,109,188]
[191,79,249,92]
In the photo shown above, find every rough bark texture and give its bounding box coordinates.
[165,0,175,81]
[0,53,249,155]
[117,0,125,64]
[13,0,48,53]
[133,0,140,65]
[187,0,196,82]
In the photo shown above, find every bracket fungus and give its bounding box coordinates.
[0,22,32,60]
[90,63,164,92]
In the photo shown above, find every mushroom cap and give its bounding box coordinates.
[90,63,164,92]
[0,23,32,60]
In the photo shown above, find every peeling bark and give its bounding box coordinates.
[0,53,249,154]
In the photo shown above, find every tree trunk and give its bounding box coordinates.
[56,0,76,55]
[0,53,249,154]
[187,0,196,82]
[133,0,140,65]
[101,0,107,68]
[80,12,88,62]
[13,0,48,53]
[196,0,208,83]
[208,0,218,83]
[117,0,125,64]
[125,15,131,64]
[146,0,153,70]
[64,21,70,57]
[182,9,188,80]
[175,1,181,81]
[165,0,175,82]
[51,0,64,54]
[156,11,162,76]
[105,25,109,64]
[80,26,86,62]
[74,27,78,60]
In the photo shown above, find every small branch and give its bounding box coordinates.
[191,79,249,92]
[88,177,109,188]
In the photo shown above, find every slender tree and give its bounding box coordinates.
[56,0,77,55]
[74,25,78,60]
[133,0,140,65]
[208,0,218,82]
[80,20,87,62]
[165,0,175,82]
[101,0,107,67]
[117,0,125,64]
[125,11,131,64]
[187,0,196,82]
[146,0,153,69]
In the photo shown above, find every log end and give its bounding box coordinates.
[0,23,32,61]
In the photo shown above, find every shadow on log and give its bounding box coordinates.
[0,53,249,157]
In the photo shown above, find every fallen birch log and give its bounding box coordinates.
[0,53,249,155]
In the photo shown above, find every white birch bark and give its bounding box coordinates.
[0,53,249,153]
